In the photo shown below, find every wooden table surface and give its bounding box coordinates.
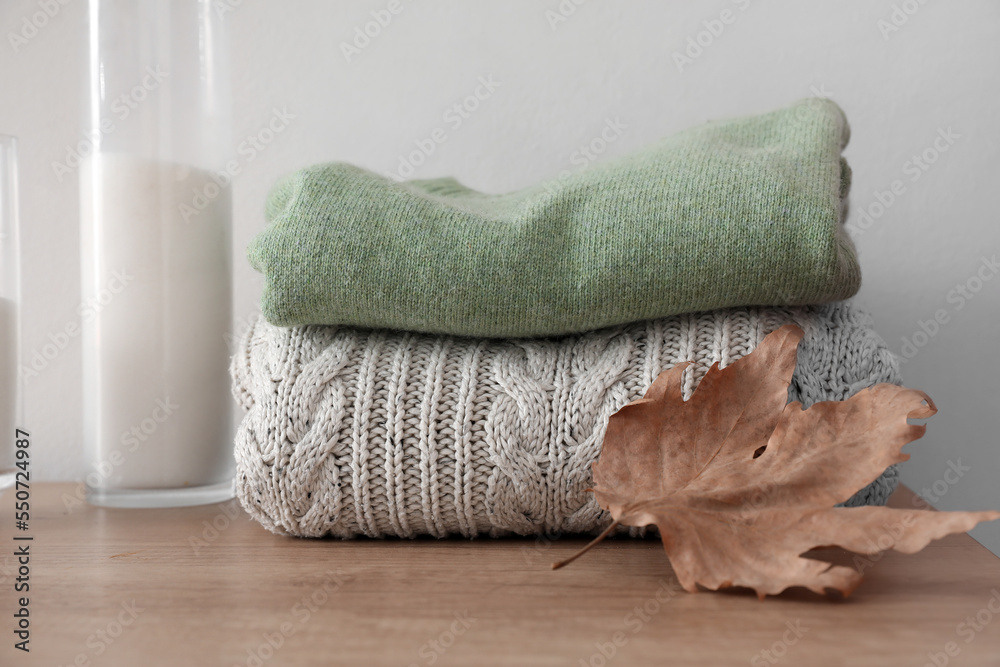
[1,484,999,667]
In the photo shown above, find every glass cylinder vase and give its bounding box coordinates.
[82,0,234,507]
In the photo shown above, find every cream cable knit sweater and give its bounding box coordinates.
[231,303,900,539]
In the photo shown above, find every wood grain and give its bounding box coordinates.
[1,484,998,666]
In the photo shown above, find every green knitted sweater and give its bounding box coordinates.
[249,98,860,338]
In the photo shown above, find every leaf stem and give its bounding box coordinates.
[551,520,620,570]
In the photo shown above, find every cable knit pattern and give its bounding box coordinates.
[231,303,901,538]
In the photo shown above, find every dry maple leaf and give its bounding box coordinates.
[553,324,999,598]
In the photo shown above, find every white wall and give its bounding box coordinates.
[2,0,998,553]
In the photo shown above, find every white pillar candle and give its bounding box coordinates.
[81,155,233,496]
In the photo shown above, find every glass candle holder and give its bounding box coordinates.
[0,136,20,491]
[82,0,234,507]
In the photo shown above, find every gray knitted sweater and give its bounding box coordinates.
[231,303,900,538]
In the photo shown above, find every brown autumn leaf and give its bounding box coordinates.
[553,324,999,598]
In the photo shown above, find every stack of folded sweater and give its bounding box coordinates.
[232,98,899,538]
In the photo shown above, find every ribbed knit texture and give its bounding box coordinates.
[231,302,899,539]
[248,98,861,338]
